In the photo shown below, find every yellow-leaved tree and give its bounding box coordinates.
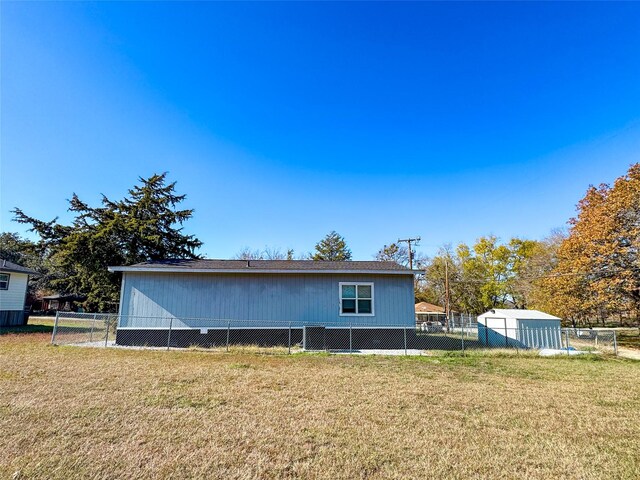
[537,164,640,325]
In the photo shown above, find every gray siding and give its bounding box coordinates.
[119,272,414,328]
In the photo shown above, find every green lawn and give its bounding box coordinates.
[0,317,96,336]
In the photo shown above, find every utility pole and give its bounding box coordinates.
[444,257,451,333]
[397,236,421,270]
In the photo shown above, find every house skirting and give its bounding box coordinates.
[115,327,430,350]
[0,310,28,327]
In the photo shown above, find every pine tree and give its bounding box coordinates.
[312,231,352,261]
[0,232,38,265]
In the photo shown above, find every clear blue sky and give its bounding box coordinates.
[2,2,639,259]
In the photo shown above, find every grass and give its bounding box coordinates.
[0,323,54,335]
[1,332,639,479]
[0,317,98,336]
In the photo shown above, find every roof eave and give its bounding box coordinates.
[0,267,40,276]
[108,266,424,275]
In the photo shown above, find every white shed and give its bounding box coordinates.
[477,309,562,349]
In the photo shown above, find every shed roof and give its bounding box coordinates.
[108,259,423,275]
[478,309,561,321]
[0,259,40,275]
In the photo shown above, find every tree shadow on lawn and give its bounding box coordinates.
[0,324,54,335]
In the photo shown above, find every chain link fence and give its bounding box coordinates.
[49,311,618,355]
[562,328,618,354]
[50,312,118,346]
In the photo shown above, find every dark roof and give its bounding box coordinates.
[109,259,422,275]
[0,259,40,275]
[415,302,446,314]
[42,294,87,301]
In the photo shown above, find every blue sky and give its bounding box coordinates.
[2,2,639,259]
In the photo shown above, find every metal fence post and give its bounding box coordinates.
[89,313,96,343]
[504,318,508,348]
[51,311,60,345]
[104,316,110,348]
[349,323,352,354]
[167,317,173,351]
[288,322,292,355]
[404,327,407,355]
[226,321,230,352]
[461,316,465,355]
[613,330,618,356]
[485,321,489,346]
[565,329,570,355]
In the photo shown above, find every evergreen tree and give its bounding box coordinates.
[12,173,202,311]
[0,232,38,265]
[0,232,54,296]
[312,231,352,261]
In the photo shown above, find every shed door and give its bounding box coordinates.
[483,317,509,347]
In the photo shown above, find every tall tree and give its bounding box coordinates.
[375,243,409,265]
[13,173,202,311]
[234,246,292,260]
[0,232,54,296]
[0,232,38,265]
[513,231,564,312]
[312,231,352,261]
[234,247,266,260]
[420,236,545,314]
[539,164,640,324]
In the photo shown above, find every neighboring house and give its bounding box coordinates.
[0,259,39,327]
[41,294,86,313]
[415,302,447,324]
[108,259,422,348]
[478,309,562,349]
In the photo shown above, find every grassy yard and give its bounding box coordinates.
[1,332,639,479]
[0,316,98,336]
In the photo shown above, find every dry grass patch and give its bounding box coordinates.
[1,333,639,479]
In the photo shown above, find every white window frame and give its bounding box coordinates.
[339,282,375,316]
[0,273,9,290]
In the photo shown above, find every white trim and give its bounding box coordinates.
[117,273,126,325]
[0,273,10,290]
[338,281,375,317]
[107,266,423,275]
[21,273,29,313]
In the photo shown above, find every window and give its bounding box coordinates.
[0,273,9,290]
[340,282,374,316]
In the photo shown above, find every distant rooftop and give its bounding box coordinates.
[108,259,423,275]
[415,302,445,314]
